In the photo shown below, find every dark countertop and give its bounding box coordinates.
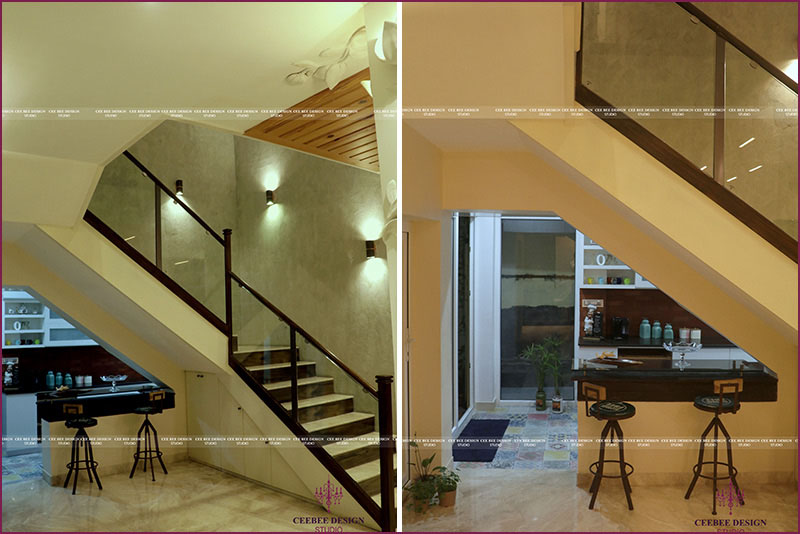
[3,381,153,396]
[578,336,735,349]
[571,359,777,402]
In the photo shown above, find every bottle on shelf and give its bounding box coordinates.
[65,373,73,388]
[663,323,674,342]
[55,372,63,388]
[639,319,651,340]
[46,371,55,390]
[651,320,662,340]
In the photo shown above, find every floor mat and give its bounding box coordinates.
[453,419,510,462]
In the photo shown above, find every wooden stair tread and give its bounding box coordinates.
[235,345,291,354]
[345,456,397,484]
[281,394,353,410]
[264,376,333,390]
[322,431,379,456]
[302,412,374,434]
[247,361,314,372]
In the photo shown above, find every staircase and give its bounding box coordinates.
[235,345,396,506]
[80,150,396,531]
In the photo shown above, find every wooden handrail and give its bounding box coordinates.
[676,2,798,94]
[122,151,226,245]
[228,271,379,398]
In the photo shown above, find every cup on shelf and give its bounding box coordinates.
[84,376,92,387]
[76,375,85,387]
[597,277,606,285]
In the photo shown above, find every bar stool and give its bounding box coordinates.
[582,382,635,511]
[130,391,168,481]
[64,417,102,495]
[685,378,744,515]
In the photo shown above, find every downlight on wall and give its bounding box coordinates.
[265,190,275,206]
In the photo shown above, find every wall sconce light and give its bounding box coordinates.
[266,190,275,206]
[175,180,184,197]
[365,240,376,259]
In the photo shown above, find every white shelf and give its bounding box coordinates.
[3,344,44,349]
[4,314,44,319]
[583,245,604,250]
[580,284,636,289]
[4,330,44,334]
[583,265,631,270]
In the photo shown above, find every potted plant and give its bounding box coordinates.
[433,465,460,507]
[404,441,438,513]
[520,336,564,411]
[543,349,564,413]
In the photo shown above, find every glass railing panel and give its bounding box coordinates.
[724,44,798,239]
[88,154,156,262]
[160,194,225,319]
[581,2,717,174]
[300,340,384,500]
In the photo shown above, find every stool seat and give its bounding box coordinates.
[694,395,739,413]
[65,417,98,429]
[134,406,162,415]
[589,400,636,420]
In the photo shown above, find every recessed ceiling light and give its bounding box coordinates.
[726,176,738,182]
[738,137,755,148]
[748,165,762,173]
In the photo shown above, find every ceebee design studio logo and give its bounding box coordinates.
[315,476,343,512]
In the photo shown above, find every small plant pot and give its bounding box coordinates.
[551,394,563,413]
[535,390,547,411]
[414,499,431,513]
[439,490,457,507]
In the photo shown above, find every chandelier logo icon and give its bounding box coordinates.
[315,475,344,513]
[717,480,745,515]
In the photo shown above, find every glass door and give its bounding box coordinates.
[500,218,576,400]
[455,214,472,421]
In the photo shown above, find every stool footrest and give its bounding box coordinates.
[589,459,635,479]
[690,461,738,481]
[65,459,99,470]
[132,450,164,460]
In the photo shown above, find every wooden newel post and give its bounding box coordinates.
[376,375,394,532]
[223,229,233,358]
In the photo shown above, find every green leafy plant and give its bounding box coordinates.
[520,335,564,392]
[433,465,460,493]
[403,441,438,513]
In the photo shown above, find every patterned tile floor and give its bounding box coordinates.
[454,401,578,471]
[2,452,43,486]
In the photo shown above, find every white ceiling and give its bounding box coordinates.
[2,2,369,162]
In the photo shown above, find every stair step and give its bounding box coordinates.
[236,346,295,366]
[303,412,375,438]
[280,394,354,423]
[246,361,316,383]
[323,431,380,469]
[346,456,397,497]
[264,376,334,402]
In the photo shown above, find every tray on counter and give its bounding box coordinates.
[587,358,644,367]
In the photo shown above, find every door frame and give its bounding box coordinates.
[451,213,475,435]
[495,215,576,405]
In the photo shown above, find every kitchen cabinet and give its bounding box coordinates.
[576,232,654,290]
[1,393,40,456]
[185,371,221,466]
[2,289,95,348]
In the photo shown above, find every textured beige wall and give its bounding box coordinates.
[89,121,393,392]
[231,134,393,407]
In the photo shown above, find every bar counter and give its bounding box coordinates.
[572,358,777,402]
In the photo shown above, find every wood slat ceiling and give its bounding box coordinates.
[245,69,379,173]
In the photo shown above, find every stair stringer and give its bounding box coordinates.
[215,370,382,530]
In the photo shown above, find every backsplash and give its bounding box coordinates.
[579,288,732,345]
[2,345,147,391]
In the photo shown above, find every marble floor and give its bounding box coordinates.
[2,459,372,532]
[2,452,43,486]
[456,402,578,470]
[403,468,798,532]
